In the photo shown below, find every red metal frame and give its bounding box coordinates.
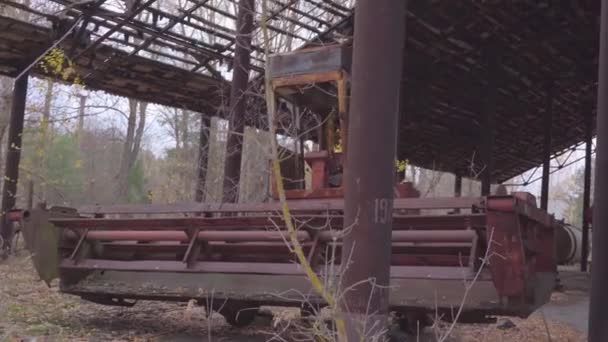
[19,192,558,321]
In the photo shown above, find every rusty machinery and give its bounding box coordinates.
[16,44,562,330]
[14,164,574,328]
[19,195,559,327]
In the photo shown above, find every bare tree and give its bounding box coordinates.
[115,99,147,201]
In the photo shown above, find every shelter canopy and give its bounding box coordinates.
[0,0,599,182]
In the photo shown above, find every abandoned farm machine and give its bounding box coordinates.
[15,44,566,330]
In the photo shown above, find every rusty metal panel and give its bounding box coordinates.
[21,209,64,283]
[485,210,526,297]
[59,270,507,316]
[269,44,351,79]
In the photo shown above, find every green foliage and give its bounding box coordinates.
[395,159,408,173]
[44,133,85,203]
[21,124,151,205]
[564,167,585,225]
[127,158,147,203]
[39,48,82,85]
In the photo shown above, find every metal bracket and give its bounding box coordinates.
[182,227,201,268]
[69,228,89,264]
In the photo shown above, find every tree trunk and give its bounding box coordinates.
[116,99,146,202]
[77,94,86,141]
[195,114,210,202]
[181,109,190,198]
[222,0,254,203]
[36,79,54,202]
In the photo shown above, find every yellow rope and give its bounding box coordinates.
[260,1,347,339]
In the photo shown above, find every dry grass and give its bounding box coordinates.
[0,252,588,341]
[0,253,279,341]
[452,314,586,342]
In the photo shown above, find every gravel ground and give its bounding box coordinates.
[0,253,588,341]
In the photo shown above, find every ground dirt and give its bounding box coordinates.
[0,252,588,341]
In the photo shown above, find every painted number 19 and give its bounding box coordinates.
[374,198,392,224]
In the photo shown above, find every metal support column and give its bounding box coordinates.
[480,50,497,196]
[195,114,210,202]
[222,0,254,203]
[590,1,608,339]
[454,174,462,197]
[340,0,406,339]
[454,174,462,214]
[480,111,494,196]
[582,109,593,272]
[0,75,28,258]
[541,83,553,211]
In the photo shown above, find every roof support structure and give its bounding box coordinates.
[590,1,608,340]
[340,0,406,338]
[453,173,462,214]
[541,83,554,210]
[480,113,494,196]
[481,49,498,196]
[582,107,593,272]
[0,74,28,258]
[454,174,462,198]
[480,95,494,195]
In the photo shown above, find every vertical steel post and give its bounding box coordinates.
[541,83,553,211]
[0,75,28,258]
[454,174,462,213]
[480,111,494,196]
[222,0,254,203]
[195,114,210,202]
[480,50,496,196]
[340,0,406,338]
[454,174,462,197]
[582,109,593,272]
[590,1,608,339]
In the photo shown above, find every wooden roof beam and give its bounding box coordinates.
[72,0,157,60]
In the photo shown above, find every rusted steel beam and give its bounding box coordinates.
[195,115,210,202]
[95,241,303,254]
[51,216,336,230]
[582,109,593,272]
[53,213,486,232]
[540,83,554,211]
[340,0,406,337]
[64,230,310,242]
[223,0,254,203]
[55,215,476,230]
[60,259,306,275]
[73,0,158,60]
[77,196,485,215]
[0,74,28,258]
[319,230,475,243]
[590,1,608,339]
[59,259,478,281]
